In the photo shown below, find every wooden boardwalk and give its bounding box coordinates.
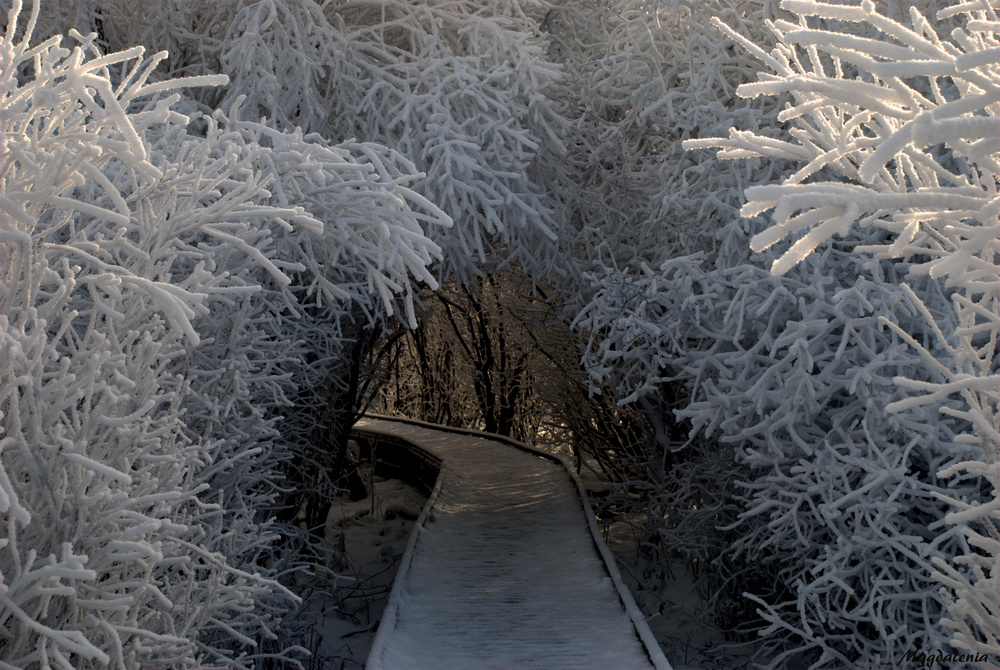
[355,416,671,670]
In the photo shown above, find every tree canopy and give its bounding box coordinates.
[1,0,997,667]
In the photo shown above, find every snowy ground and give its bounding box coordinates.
[291,473,428,669]
[575,468,757,670]
[599,519,758,670]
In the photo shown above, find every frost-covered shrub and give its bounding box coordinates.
[0,2,447,666]
[32,0,572,285]
[692,0,998,283]
[576,0,997,665]
[538,0,791,284]
[317,0,570,281]
[575,243,981,666]
[688,0,999,660]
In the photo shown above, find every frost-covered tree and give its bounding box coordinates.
[574,244,984,666]
[576,0,997,666]
[27,1,584,508]
[28,0,572,286]
[691,0,998,660]
[0,1,448,666]
[538,0,789,288]
[321,0,571,281]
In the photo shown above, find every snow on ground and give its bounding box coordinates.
[358,418,665,670]
[576,462,757,669]
[291,471,428,668]
[599,518,758,670]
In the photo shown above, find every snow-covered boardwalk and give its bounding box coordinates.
[355,416,671,670]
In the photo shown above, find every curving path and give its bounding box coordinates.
[355,416,671,670]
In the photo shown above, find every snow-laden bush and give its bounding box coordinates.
[318,0,570,281]
[0,1,447,666]
[575,242,981,666]
[688,0,999,660]
[31,0,571,285]
[537,0,791,285]
[576,0,997,665]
